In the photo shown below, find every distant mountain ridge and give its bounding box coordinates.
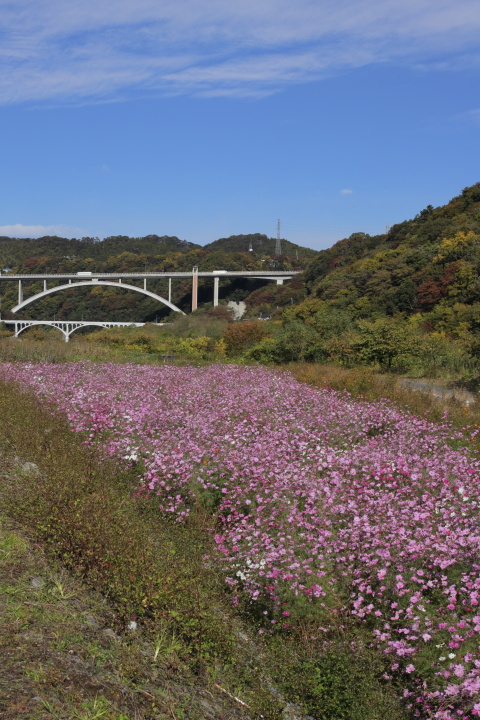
[3,183,480,332]
[0,235,199,266]
[203,233,318,258]
[0,232,317,267]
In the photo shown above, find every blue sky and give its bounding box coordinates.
[1,0,479,250]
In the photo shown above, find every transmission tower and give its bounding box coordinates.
[275,219,282,255]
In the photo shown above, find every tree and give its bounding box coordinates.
[354,318,417,370]
[434,231,480,264]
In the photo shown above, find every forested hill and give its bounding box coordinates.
[0,232,317,269]
[0,235,199,267]
[301,183,480,317]
[256,183,480,378]
[203,233,318,258]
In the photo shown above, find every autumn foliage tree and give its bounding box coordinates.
[222,321,269,357]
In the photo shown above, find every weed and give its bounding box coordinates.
[152,625,183,662]
[50,573,77,600]
[40,696,62,718]
[71,696,113,720]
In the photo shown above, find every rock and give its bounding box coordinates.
[83,615,100,629]
[21,462,40,476]
[31,576,45,588]
[102,628,121,640]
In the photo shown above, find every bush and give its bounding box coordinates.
[162,312,230,340]
[206,305,234,323]
[177,335,218,359]
[276,641,407,720]
[354,318,420,370]
[244,337,282,363]
[275,321,320,362]
[222,321,269,356]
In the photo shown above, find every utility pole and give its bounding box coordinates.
[275,219,282,255]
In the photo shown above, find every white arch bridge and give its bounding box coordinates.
[0,269,298,340]
[11,279,186,315]
[3,320,147,342]
[1,269,297,314]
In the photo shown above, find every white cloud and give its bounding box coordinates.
[0,224,87,238]
[0,0,479,103]
[340,189,353,195]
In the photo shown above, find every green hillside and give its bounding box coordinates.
[301,182,480,319]
[256,183,480,380]
[0,232,317,268]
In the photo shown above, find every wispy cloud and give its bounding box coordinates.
[460,108,480,124]
[0,224,87,238]
[0,0,479,104]
[340,189,353,195]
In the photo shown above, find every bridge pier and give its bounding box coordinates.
[192,266,198,312]
[18,281,23,305]
[214,276,219,307]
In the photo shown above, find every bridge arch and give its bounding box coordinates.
[9,320,147,342]
[11,280,185,315]
[14,321,70,342]
[66,322,132,340]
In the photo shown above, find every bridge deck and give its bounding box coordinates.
[0,270,299,280]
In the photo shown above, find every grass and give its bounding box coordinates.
[0,513,242,720]
[0,316,229,365]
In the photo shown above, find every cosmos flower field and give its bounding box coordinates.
[3,361,480,719]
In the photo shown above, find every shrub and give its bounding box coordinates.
[354,317,419,370]
[275,321,320,362]
[244,337,282,363]
[177,335,218,359]
[206,305,234,323]
[222,321,269,356]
